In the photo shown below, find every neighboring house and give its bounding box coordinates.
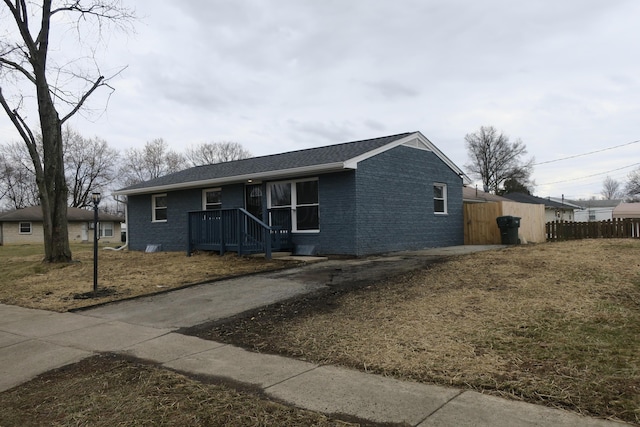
[0,206,123,245]
[114,132,471,257]
[502,193,576,223]
[463,186,511,203]
[612,202,640,219]
[569,199,622,222]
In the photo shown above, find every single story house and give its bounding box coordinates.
[570,199,622,222]
[114,132,471,257]
[0,206,123,245]
[612,202,640,219]
[502,193,576,223]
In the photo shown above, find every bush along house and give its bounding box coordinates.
[114,132,471,258]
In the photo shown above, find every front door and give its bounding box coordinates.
[245,184,263,220]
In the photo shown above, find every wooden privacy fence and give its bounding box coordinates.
[464,201,546,244]
[546,218,640,241]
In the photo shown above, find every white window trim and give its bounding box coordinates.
[434,183,448,215]
[267,178,319,233]
[18,222,32,234]
[100,222,114,238]
[202,188,222,210]
[152,193,168,222]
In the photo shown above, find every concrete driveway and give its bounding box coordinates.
[79,245,503,329]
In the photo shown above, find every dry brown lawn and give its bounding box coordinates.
[0,244,295,312]
[201,239,640,424]
[0,354,358,427]
[3,240,640,424]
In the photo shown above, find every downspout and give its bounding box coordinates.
[104,197,129,251]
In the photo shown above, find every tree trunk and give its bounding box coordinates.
[36,63,72,263]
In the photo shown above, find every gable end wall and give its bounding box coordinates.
[354,145,463,255]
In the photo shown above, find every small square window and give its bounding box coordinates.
[19,222,32,234]
[203,188,222,210]
[100,222,114,238]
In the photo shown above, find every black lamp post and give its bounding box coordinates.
[92,192,101,296]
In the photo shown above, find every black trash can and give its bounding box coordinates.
[496,216,521,244]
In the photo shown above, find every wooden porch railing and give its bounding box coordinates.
[187,208,292,259]
[546,218,640,241]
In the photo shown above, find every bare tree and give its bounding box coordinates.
[64,127,119,208]
[185,141,252,166]
[0,0,134,262]
[1,128,120,210]
[464,126,534,194]
[600,176,623,200]
[625,168,640,202]
[0,144,39,209]
[119,139,187,186]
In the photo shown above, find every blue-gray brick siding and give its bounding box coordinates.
[289,146,462,255]
[290,171,357,255]
[354,145,463,255]
[127,185,246,251]
[126,144,462,255]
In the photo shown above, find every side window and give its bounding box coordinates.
[152,194,167,222]
[19,222,32,234]
[434,183,447,214]
[100,222,114,237]
[203,188,222,210]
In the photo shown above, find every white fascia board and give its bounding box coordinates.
[342,132,420,169]
[343,131,473,184]
[113,162,350,196]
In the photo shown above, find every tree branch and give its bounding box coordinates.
[60,75,104,123]
[3,0,38,56]
[0,56,37,84]
[0,87,33,148]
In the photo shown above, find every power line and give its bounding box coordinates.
[537,162,640,186]
[533,139,640,166]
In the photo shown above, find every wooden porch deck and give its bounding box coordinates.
[187,208,292,259]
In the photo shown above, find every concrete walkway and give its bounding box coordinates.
[0,246,631,426]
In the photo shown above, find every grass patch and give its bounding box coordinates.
[198,239,640,424]
[0,354,358,427]
[0,244,296,312]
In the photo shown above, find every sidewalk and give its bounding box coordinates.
[0,304,627,426]
[0,314,623,427]
[0,246,633,426]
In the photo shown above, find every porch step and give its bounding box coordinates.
[248,251,292,258]
[249,251,328,263]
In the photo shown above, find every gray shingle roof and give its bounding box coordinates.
[502,193,574,209]
[117,132,414,194]
[462,187,511,203]
[567,199,623,209]
[0,206,124,222]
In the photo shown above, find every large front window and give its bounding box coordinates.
[295,180,319,230]
[268,179,319,232]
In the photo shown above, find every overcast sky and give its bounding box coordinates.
[3,1,640,200]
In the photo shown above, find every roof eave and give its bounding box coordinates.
[113,162,351,196]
